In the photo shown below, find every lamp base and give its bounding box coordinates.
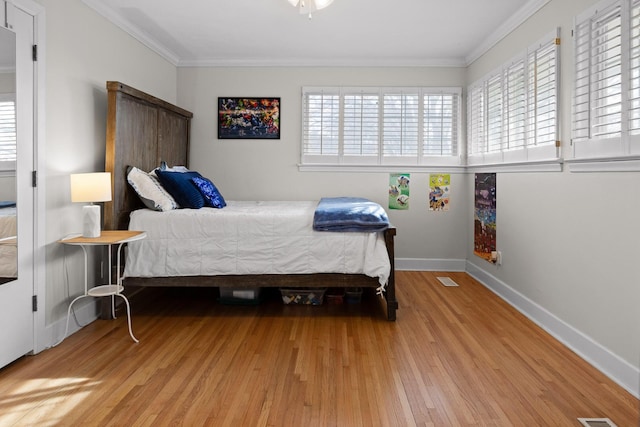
[82,205,101,238]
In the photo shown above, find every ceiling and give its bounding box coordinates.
[82,0,549,67]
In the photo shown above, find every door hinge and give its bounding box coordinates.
[32,170,37,187]
[4,2,13,30]
[32,295,38,312]
[32,44,37,61]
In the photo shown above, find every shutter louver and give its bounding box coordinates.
[343,93,379,156]
[383,93,419,157]
[573,18,592,142]
[468,85,485,156]
[591,4,623,140]
[0,100,16,162]
[528,39,557,147]
[505,60,526,150]
[486,75,503,153]
[303,92,339,156]
[629,0,640,135]
[423,93,458,156]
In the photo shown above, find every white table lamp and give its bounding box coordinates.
[70,172,112,238]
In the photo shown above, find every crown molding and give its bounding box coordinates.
[465,0,551,66]
[82,0,180,66]
[177,56,467,68]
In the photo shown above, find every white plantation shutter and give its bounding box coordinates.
[573,1,623,144]
[572,0,640,159]
[505,59,526,150]
[383,92,419,158]
[467,84,486,156]
[591,4,623,140]
[300,87,461,167]
[629,0,640,136]
[343,93,379,157]
[527,39,558,147]
[573,14,592,142]
[423,91,459,156]
[486,74,503,153]
[467,29,559,164]
[302,90,339,162]
[0,96,16,168]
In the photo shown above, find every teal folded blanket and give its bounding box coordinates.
[313,197,389,232]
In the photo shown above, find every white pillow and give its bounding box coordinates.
[127,166,179,211]
[157,161,190,173]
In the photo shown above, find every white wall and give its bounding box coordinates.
[178,66,469,262]
[38,0,177,337]
[466,0,640,395]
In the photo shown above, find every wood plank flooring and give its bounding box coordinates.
[0,271,637,426]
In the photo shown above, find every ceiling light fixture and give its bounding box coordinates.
[288,0,334,19]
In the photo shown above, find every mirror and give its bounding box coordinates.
[0,25,17,285]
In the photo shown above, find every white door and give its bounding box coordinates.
[0,2,35,369]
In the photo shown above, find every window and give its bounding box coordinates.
[301,86,462,168]
[467,30,560,166]
[572,0,640,159]
[0,94,16,171]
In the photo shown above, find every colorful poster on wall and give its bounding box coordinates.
[429,174,451,211]
[474,173,496,263]
[388,173,410,210]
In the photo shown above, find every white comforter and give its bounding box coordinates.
[125,201,391,289]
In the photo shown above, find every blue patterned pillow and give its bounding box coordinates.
[155,170,205,209]
[191,176,226,208]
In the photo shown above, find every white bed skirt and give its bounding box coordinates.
[125,201,390,289]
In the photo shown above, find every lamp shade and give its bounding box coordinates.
[70,172,112,203]
[70,172,112,237]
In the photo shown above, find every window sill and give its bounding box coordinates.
[465,158,563,173]
[298,164,467,173]
[565,156,640,173]
[298,158,563,173]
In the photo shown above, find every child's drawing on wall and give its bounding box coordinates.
[429,174,451,211]
[389,173,410,210]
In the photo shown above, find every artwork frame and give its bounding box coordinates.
[218,97,280,139]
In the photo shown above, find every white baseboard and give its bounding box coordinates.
[396,257,466,272]
[466,260,640,399]
[37,299,100,351]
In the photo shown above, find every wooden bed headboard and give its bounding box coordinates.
[103,81,193,231]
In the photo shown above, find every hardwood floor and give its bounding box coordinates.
[0,271,637,426]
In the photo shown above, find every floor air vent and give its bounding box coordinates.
[578,418,618,427]
[437,277,459,287]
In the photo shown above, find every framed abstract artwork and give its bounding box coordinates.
[217,97,280,139]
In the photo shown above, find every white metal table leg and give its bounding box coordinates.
[116,294,139,342]
[115,241,138,342]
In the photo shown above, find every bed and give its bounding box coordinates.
[0,202,17,280]
[103,81,398,320]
